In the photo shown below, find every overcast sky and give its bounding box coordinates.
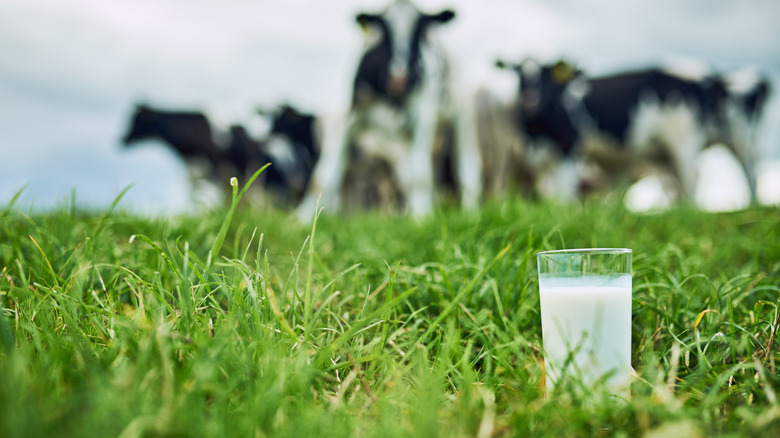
[1,0,778,212]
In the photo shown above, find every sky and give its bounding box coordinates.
[1,0,779,213]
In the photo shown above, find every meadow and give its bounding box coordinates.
[1,179,778,437]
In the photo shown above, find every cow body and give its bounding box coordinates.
[295,0,481,220]
[122,105,228,166]
[122,104,321,206]
[499,59,769,202]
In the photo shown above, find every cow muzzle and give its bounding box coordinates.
[522,90,540,115]
[388,74,408,98]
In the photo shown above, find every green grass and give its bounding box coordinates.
[1,181,779,437]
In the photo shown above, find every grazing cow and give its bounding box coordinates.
[122,104,229,168]
[496,59,769,202]
[122,103,319,206]
[122,104,241,201]
[295,0,481,220]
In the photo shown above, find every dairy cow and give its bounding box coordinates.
[295,0,481,220]
[122,104,320,205]
[122,104,228,168]
[497,59,770,201]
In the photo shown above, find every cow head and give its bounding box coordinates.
[270,105,307,139]
[725,69,772,122]
[354,0,455,104]
[269,104,319,170]
[122,104,156,145]
[497,58,583,119]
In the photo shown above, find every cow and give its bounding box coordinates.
[122,104,229,168]
[122,103,318,206]
[121,104,240,201]
[496,58,770,203]
[294,0,482,221]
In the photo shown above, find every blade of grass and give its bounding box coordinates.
[129,234,182,280]
[0,269,13,354]
[207,164,270,272]
[29,235,58,287]
[415,243,512,345]
[316,286,419,366]
[1,185,27,218]
[92,184,134,239]
[303,197,321,342]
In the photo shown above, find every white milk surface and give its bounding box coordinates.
[539,274,632,395]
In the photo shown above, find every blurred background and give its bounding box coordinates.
[2,0,778,214]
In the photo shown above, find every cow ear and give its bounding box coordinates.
[281,105,302,121]
[552,60,577,84]
[495,59,520,72]
[430,9,455,23]
[356,13,379,29]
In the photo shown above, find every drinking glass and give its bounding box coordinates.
[537,248,632,396]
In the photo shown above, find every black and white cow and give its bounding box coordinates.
[295,0,481,220]
[497,59,769,202]
[122,104,229,169]
[122,103,319,205]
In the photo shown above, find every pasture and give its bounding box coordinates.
[0,180,778,437]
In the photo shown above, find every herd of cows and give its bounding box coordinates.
[121,0,771,220]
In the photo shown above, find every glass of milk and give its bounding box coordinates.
[537,248,632,397]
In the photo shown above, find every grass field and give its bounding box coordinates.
[1,180,779,437]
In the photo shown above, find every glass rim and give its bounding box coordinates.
[537,248,632,256]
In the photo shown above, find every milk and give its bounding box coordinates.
[539,274,632,395]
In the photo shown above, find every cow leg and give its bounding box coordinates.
[294,112,350,222]
[398,84,441,217]
[725,112,759,201]
[630,100,703,199]
[542,155,584,202]
[475,88,517,198]
[453,88,483,209]
[662,105,705,199]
